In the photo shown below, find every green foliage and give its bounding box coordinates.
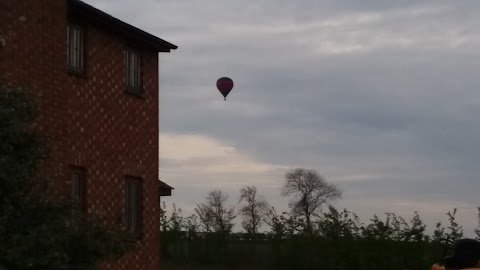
[0,82,133,270]
[0,82,46,201]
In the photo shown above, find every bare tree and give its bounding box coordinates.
[238,186,269,238]
[194,190,236,234]
[281,168,342,234]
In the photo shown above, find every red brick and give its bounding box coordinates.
[0,1,174,269]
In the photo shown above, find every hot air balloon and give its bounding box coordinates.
[216,77,234,100]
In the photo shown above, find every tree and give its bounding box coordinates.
[475,207,480,241]
[264,207,304,238]
[238,186,269,239]
[0,82,133,269]
[184,214,200,238]
[281,168,342,235]
[169,204,185,233]
[195,201,214,233]
[404,211,427,242]
[432,221,446,243]
[264,207,287,240]
[317,206,361,240]
[160,201,169,232]
[445,208,463,242]
[361,214,393,240]
[386,212,409,241]
[194,190,236,234]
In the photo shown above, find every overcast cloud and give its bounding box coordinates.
[83,0,480,235]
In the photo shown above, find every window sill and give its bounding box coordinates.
[124,232,143,243]
[125,89,144,99]
[68,69,86,79]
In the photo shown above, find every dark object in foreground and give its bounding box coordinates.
[443,239,480,269]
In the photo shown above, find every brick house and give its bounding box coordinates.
[0,0,177,269]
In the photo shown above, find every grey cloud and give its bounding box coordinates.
[84,0,480,235]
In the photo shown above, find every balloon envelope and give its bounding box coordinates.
[216,77,234,100]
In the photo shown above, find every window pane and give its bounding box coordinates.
[125,178,142,235]
[72,173,78,199]
[67,25,83,72]
[129,53,135,87]
[135,55,140,87]
[125,181,131,228]
[126,49,141,92]
[71,169,86,211]
[67,26,70,65]
[133,183,138,232]
[75,30,79,67]
[71,30,76,68]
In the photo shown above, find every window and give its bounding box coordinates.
[71,167,86,211]
[125,177,142,237]
[67,24,84,73]
[125,49,142,93]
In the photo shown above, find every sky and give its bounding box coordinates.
[83,0,480,235]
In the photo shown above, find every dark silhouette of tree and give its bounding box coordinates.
[405,211,427,242]
[445,208,463,242]
[184,214,200,238]
[386,212,409,241]
[264,207,286,240]
[433,222,446,243]
[238,186,269,239]
[361,214,393,240]
[317,206,362,240]
[0,82,133,269]
[281,168,342,235]
[160,201,169,232]
[169,204,185,233]
[195,190,236,234]
[475,207,480,241]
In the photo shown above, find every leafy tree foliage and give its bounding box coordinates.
[445,208,463,242]
[0,82,133,270]
[316,206,361,240]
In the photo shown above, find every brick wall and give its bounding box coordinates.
[0,1,161,269]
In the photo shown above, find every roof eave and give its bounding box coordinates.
[159,180,174,197]
[68,0,178,52]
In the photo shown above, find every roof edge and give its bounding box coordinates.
[68,0,178,52]
[159,180,174,190]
